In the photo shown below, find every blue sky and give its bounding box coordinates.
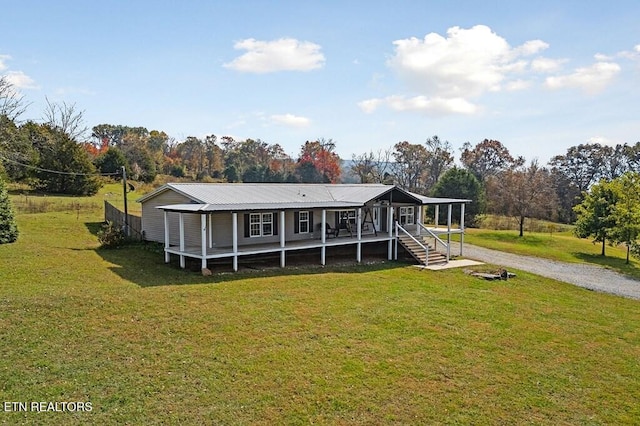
[2,0,639,164]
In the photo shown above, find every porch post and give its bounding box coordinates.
[416,205,422,236]
[232,212,238,272]
[447,204,452,261]
[179,212,185,269]
[387,206,393,260]
[321,209,326,265]
[201,214,207,270]
[208,214,213,248]
[356,207,362,263]
[280,211,286,268]
[163,210,170,263]
[434,205,439,228]
[394,220,398,260]
[460,203,466,256]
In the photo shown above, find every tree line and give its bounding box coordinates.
[2,75,640,248]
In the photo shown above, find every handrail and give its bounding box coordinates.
[417,222,449,252]
[396,221,430,266]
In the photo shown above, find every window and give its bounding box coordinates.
[249,213,273,237]
[399,206,414,225]
[338,210,356,223]
[261,213,273,236]
[298,211,310,234]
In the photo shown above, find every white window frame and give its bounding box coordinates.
[249,212,273,237]
[261,213,273,237]
[338,210,356,222]
[399,206,414,225]
[298,211,310,234]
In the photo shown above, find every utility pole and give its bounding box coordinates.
[122,166,129,237]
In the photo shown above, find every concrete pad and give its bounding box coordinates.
[415,259,485,271]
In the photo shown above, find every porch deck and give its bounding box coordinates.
[166,231,396,260]
[165,223,464,271]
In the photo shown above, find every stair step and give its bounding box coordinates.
[397,235,448,266]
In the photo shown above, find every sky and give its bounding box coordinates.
[1,0,639,164]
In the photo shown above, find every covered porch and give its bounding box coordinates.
[160,199,467,272]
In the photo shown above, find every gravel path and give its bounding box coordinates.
[453,242,640,300]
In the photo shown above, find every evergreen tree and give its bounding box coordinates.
[95,147,128,176]
[430,167,485,226]
[35,126,102,195]
[0,176,18,244]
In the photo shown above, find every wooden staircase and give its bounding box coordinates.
[397,234,448,266]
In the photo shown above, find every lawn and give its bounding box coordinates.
[1,188,639,424]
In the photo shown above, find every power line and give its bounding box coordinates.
[0,153,122,177]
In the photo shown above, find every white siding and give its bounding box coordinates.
[210,213,233,247]
[141,190,194,244]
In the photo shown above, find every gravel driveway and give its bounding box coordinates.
[453,242,640,300]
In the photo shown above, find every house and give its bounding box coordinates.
[137,183,470,271]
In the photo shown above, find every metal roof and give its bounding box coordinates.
[138,183,470,211]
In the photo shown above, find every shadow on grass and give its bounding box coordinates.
[85,222,103,236]
[572,251,640,280]
[92,233,411,288]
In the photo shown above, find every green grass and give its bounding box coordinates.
[463,228,640,279]
[1,192,640,424]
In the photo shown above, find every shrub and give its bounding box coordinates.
[97,221,127,248]
[0,177,18,244]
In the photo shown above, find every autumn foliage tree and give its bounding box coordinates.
[295,139,341,183]
[460,139,524,183]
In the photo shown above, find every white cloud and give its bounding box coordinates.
[505,79,532,91]
[545,61,620,94]
[5,70,39,89]
[513,40,549,56]
[365,25,551,116]
[617,45,640,60]
[594,53,613,61]
[531,57,567,73]
[359,95,477,115]
[387,25,547,98]
[270,113,311,127]
[224,38,325,73]
[587,136,620,147]
[357,98,383,114]
[0,54,11,71]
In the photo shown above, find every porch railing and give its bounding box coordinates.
[417,222,449,261]
[396,221,430,266]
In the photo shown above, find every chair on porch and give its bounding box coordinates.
[316,223,339,238]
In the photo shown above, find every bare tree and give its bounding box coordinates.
[351,148,393,183]
[42,97,88,141]
[351,151,376,183]
[391,141,430,192]
[487,160,557,236]
[0,76,29,121]
[424,135,454,188]
[460,139,524,183]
